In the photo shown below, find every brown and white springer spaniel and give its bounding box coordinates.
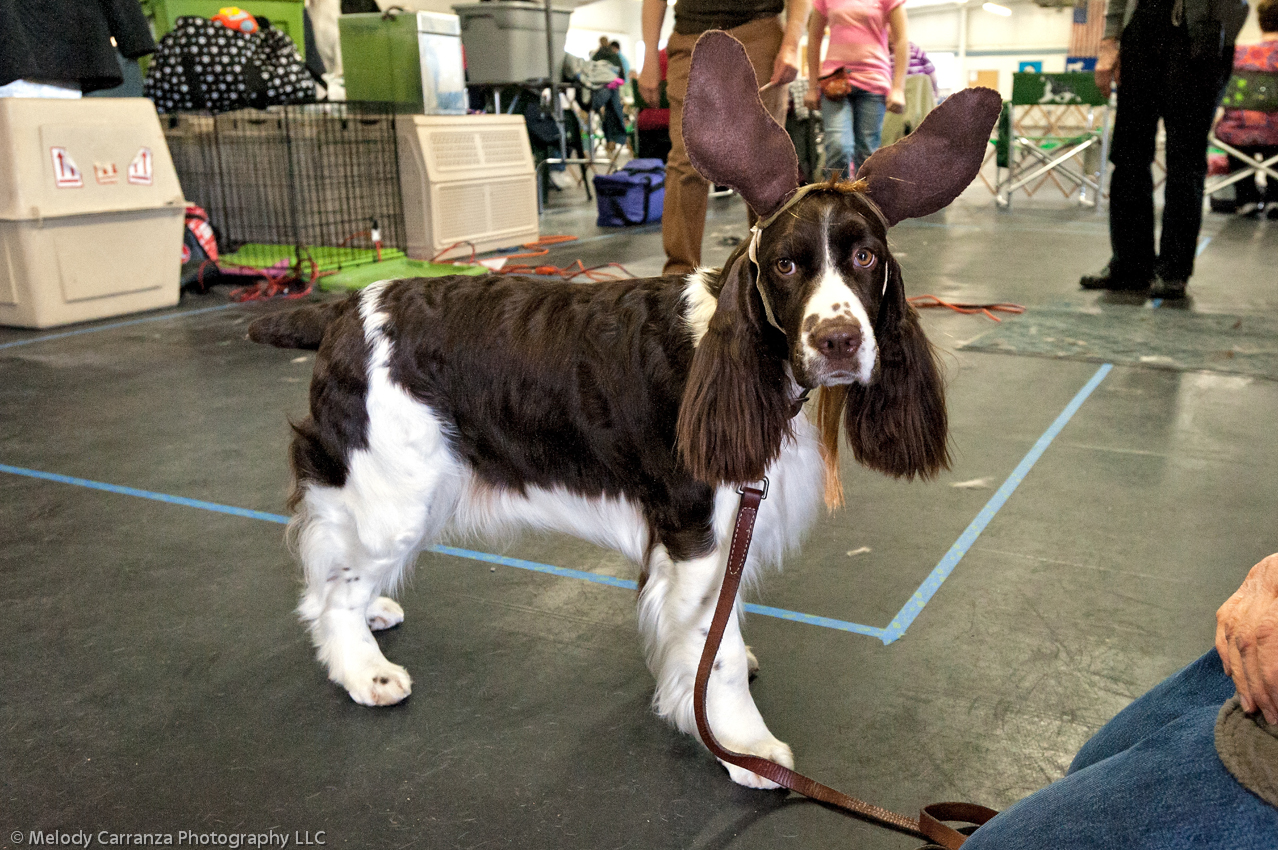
[250,32,1000,788]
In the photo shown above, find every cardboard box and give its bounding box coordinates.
[0,98,185,329]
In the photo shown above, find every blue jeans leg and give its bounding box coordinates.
[820,87,886,178]
[1070,648,1236,773]
[962,650,1278,850]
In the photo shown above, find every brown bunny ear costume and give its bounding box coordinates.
[677,30,1002,490]
[680,29,1002,226]
[680,30,804,220]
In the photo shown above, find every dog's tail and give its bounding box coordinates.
[247,301,345,350]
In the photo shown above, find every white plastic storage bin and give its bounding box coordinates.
[396,114,539,260]
[0,98,184,329]
[453,2,572,84]
[418,11,467,114]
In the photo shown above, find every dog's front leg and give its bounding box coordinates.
[638,547,792,788]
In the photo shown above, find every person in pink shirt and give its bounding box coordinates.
[804,0,909,177]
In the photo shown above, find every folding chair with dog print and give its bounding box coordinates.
[996,71,1113,209]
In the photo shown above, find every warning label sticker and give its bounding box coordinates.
[94,162,119,184]
[50,147,83,188]
[127,147,153,185]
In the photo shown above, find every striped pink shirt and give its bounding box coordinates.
[815,0,904,96]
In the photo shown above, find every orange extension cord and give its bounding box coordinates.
[908,295,1024,322]
[225,234,1025,319]
[431,235,637,282]
[227,254,321,303]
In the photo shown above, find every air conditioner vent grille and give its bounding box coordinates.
[477,130,529,166]
[427,130,482,171]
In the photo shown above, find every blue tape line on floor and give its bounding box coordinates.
[430,545,639,590]
[0,464,291,524]
[0,303,236,351]
[0,462,881,636]
[3,365,1114,643]
[738,603,888,639]
[878,363,1114,645]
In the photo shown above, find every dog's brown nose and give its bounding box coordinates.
[812,322,862,361]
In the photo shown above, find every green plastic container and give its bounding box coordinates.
[339,11,466,113]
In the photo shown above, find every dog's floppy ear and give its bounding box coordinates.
[681,30,802,219]
[856,87,1002,226]
[843,256,950,480]
[677,255,794,486]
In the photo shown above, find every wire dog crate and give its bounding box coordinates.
[163,102,406,277]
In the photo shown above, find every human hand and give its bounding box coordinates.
[804,88,821,111]
[1094,38,1120,97]
[886,86,906,114]
[1216,553,1278,724]
[770,42,801,88]
[638,62,660,109]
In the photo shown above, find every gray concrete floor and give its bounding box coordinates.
[3,182,1277,850]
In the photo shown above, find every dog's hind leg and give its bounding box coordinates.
[293,480,430,706]
[638,546,793,788]
[293,406,459,707]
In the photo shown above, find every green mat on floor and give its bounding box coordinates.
[319,256,488,291]
[219,244,407,273]
[960,305,1278,380]
[215,244,488,291]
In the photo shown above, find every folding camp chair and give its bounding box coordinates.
[1204,70,1278,202]
[997,72,1113,209]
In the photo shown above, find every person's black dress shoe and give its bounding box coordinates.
[1150,274,1188,299]
[1080,265,1151,291]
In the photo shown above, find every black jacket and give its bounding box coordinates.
[0,0,156,93]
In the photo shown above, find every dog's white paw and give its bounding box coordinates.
[719,737,793,790]
[344,662,413,707]
[366,596,404,631]
[745,645,760,678]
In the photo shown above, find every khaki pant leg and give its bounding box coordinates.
[660,16,785,275]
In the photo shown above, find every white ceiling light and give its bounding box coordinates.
[982,2,1013,14]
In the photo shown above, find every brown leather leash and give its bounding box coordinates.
[694,482,998,849]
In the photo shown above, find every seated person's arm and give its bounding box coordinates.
[1216,552,1278,724]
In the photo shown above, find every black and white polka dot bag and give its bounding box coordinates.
[144,16,314,113]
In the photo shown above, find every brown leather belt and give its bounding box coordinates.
[694,483,998,849]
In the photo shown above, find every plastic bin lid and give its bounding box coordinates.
[0,98,184,221]
[452,2,573,16]
[417,11,461,35]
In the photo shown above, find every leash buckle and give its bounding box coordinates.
[735,477,769,500]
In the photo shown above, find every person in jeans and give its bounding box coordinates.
[803,0,908,178]
[1215,0,1278,217]
[961,551,1278,849]
[1079,0,1248,299]
[638,0,811,277]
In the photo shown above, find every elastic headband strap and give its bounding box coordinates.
[746,184,891,335]
[746,184,828,335]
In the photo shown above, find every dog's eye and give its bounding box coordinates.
[853,248,877,270]
[775,258,796,276]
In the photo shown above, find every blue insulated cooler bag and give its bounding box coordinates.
[593,159,665,226]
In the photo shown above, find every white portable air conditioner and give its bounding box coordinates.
[396,114,539,260]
